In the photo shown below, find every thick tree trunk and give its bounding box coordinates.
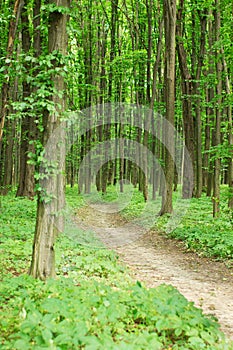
[29,0,69,279]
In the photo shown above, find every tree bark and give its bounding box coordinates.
[213,1,222,217]
[29,0,69,279]
[192,10,207,198]
[159,0,176,215]
[151,15,163,200]
[0,119,15,194]
[221,48,233,209]
[176,0,195,199]
[205,10,215,197]
[0,0,22,142]
[16,0,41,198]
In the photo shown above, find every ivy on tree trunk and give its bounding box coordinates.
[29,0,69,280]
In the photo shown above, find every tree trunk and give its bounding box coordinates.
[176,0,195,199]
[213,1,222,217]
[29,0,69,279]
[221,49,233,209]
[16,0,36,198]
[0,0,22,142]
[145,0,152,104]
[205,11,215,197]
[228,110,233,209]
[159,0,176,215]
[192,10,207,198]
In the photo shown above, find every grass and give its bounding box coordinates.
[0,188,232,349]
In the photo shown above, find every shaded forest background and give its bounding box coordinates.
[0,0,232,215]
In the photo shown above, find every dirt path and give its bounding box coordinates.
[75,204,233,340]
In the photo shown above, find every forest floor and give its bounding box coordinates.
[76,203,233,341]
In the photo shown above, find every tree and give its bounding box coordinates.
[204,9,215,197]
[16,0,36,198]
[176,0,195,199]
[159,0,176,215]
[212,0,222,217]
[191,7,207,198]
[0,0,22,142]
[29,0,69,279]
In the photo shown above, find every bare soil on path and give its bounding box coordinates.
[76,204,233,340]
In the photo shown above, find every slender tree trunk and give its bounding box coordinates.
[220,49,233,208]
[119,124,124,193]
[16,0,36,198]
[203,111,211,189]
[228,111,233,209]
[0,0,22,142]
[100,0,118,194]
[95,124,102,192]
[0,69,19,195]
[213,1,222,217]
[176,0,195,198]
[146,0,152,104]
[83,2,93,194]
[159,0,176,215]
[205,11,215,197]
[151,16,163,200]
[193,10,207,198]
[0,119,15,194]
[142,113,150,201]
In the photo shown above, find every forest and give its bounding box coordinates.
[0,0,233,348]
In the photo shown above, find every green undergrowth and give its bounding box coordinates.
[116,184,233,264]
[0,194,37,276]
[0,190,232,349]
[164,187,233,263]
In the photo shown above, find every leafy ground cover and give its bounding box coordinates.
[168,188,233,263]
[0,190,232,349]
[120,185,233,263]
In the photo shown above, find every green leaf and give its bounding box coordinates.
[54,333,73,345]
[14,339,31,350]
[41,328,53,343]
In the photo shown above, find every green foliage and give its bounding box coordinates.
[121,188,146,218]
[9,51,68,119]
[120,184,233,262]
[65,186,84,208]
[0,191,232,348]
[0,276,231,349]
[169,187,233,262]
[56,234,128,284]
[0,192,36,277]
[41,3,71,15]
